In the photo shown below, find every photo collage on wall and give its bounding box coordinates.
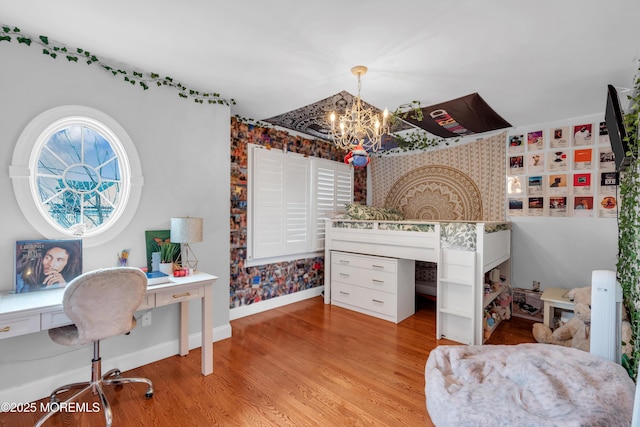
[228,118,368,310]
[507,121,618,218]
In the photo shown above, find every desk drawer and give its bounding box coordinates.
[331,264,398,294]
[332,251,397,273]
[0,314,40,339]
[41,310,72,329]
[155,285,203,306]
[332,281,397,318]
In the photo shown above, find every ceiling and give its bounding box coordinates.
[3,1,640,139]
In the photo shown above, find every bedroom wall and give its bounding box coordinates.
[507,114,618,290]
[0,40,231,403]
[228,119,367,319]
[369,131,506,221]
[368,114,617,292]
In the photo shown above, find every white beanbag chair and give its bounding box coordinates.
[425,343,635,426]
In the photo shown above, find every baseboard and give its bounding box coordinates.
[0,322,232,408]
[230,287,323,320]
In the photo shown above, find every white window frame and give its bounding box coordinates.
[10,105,144,247]
[246,144,353,266]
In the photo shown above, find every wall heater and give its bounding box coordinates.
[590,269,622,363]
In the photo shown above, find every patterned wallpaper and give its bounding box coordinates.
[369,131,507,221]
[229,118,366,309]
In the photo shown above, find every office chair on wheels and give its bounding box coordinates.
[35,267,154,427]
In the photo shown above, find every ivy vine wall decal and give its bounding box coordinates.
[1,25,235,107]
[617,65,640,380]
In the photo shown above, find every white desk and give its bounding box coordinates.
[0,271,218,376]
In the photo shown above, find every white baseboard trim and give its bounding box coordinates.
[1,322,232,408]
[230,286,323,320]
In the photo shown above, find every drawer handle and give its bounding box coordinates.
[339,273,350,278]
[372,279,384,284]
[371,265,385,269]
[372,299,384,304]
[173,292,192,299]
[0,326,10,333]
[339,291,350,295]
[339,260,350,265]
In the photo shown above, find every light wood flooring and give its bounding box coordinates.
[1,296,537,427]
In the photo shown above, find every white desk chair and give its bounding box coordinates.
[35,267,154,427]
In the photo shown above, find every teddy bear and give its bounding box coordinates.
[532,286,592,352]
[532,286,633,358]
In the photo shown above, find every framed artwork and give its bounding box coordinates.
[573,124,593,146]
[550,126,569,148]
[15,239,83,293]
[527,130,544,151]
[145,230,171,272]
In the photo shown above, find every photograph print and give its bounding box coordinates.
[15,239,83,293]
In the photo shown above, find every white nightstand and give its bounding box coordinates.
[540,287,575,327]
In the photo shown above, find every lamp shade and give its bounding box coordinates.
[170,217,203,243]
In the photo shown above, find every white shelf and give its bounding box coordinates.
[439,307,472,319]
[483,317,502,343]
[440,277,474,287]
[483,289,502,307]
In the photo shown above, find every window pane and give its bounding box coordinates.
[36,123,123,234]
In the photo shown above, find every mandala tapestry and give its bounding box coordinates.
[371,131,507,221]
[384,165,482,220]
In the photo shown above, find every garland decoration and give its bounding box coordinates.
[616,66,640,380]
[1,25,235,106]
[381,101,459,153]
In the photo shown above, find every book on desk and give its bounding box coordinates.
[145,271,171,286]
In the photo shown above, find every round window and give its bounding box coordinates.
[11,106,143,247]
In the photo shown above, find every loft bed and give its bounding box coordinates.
[323,212,511,345]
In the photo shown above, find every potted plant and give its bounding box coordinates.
[156,240,180,275]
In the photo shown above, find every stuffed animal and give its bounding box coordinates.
[532,286,633,358]
[532,286,592,352]
[344,144,370,168]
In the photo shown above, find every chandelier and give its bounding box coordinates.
[329,65,390,152]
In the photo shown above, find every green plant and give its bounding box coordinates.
[616,66,640,380]
[384,100,460,152]
[157,241,180,264]
[0,25,235,106]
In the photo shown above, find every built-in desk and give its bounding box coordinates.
[0,271,218,376]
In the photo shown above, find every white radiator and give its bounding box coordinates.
[590,270,622,363]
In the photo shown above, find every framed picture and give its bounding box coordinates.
[145,230,170,272]
[15,239,83,293]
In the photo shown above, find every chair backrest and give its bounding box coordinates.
[62,267,147,344]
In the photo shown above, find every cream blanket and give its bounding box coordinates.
[425,343,635,427]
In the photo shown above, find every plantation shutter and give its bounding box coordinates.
[252,147,284,259]
[284,154,310,254]
[312,158,353,250]
[248,145,353,263]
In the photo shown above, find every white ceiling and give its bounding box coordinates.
[3,0,640,133]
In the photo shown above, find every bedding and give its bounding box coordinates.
[343,203,405,221]
[425,343,635,426]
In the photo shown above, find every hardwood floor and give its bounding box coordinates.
[2,296,537,427]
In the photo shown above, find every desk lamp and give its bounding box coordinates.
[170,217,203,272]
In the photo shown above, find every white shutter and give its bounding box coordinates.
[312,158,353,250]
[284,154,310,253]
[252,148,284,259]
[335,167,353,207]
[248,145,353,263]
